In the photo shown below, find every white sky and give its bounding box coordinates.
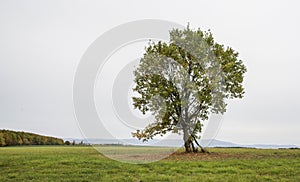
[0,0,299,145]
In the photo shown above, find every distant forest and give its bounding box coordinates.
[0,130,64,147]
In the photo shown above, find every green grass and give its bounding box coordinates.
[0,146,299,181]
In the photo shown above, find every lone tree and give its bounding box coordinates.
[132,25,246,153]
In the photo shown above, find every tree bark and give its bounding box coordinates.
[184,140,192,153]
[191,141,198,153]
[183,129,191,153]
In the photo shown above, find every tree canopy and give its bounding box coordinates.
[132,25,246,152]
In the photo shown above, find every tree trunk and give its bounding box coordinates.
[183,129,192,153]
[191,141,198,152]
[184,140,192,153]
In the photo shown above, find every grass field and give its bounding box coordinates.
[0,146,299,181]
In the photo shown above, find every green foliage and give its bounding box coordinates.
[0,146,299,181]
[0,130,64,147]
[132,25,247,152]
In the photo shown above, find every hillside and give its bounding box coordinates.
[0,130,64,147]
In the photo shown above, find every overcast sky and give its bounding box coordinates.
[0,0,299,145]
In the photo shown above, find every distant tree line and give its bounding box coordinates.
[0,130,64,147]
[64,140,88,146]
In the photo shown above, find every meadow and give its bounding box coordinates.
[0,146,299,181]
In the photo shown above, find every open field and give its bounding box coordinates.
[0,146,299,181]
